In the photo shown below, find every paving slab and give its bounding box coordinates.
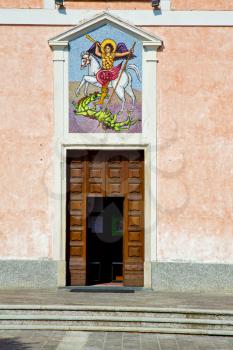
[0,289,233,312]
[1,331,233,350]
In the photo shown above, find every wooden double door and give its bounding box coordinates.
[66,150,144,287]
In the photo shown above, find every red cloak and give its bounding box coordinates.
[96,62,122,86]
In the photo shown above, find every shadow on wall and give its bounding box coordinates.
[0,338,37,350]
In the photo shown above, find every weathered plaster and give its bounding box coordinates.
[152,26,233,263]
[64,1,151,10]
[1,0,232,11]
[0,0,161,11]
[0,26,66,259]
[0,0,43,8]
[1,25,233,268]
[171,0,233,11]
[64,1,170,11]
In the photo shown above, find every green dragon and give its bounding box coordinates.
[72,92,138,132]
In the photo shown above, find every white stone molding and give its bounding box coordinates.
[1,9,233,26]
[51,43,68,261]
[49,12,162,45]
[160,0,171,11]
[49,12,162,288]
[143,42,158,264]
[44,0,54,9]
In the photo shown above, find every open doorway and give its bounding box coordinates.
[86,197,123,286]
[66,149,144,287]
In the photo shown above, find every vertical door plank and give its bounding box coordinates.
[87,151,105,196]
[68,156,87,286]
[106,152,124,196]
[124,151,144,286]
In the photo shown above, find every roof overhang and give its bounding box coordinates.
[49,11,163,48]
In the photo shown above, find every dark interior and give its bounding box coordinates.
[86,197,123,285]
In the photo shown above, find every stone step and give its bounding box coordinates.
[1,305,233,335]
[1,305,233,319]
[1,314,233,328]
[1,324,233,336]
[2,310,232,320]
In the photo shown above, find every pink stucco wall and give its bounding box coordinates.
[65,0,233,10]
[1,25,233,263]
[171,0,233,10]
[0,0,153,10]
[0,0,43,8]
[0,0,233,10]
[152,26,233,263]
[0,26,66,259]
[65,1,150,10]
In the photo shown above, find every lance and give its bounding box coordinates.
[105,42,136,110]
[85,34,96,43]
[84,34,101,51]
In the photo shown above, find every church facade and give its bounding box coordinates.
[0,0,233,292]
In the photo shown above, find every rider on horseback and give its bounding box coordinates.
[87,38,135,105]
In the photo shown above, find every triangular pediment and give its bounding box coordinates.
[49,12,162,47]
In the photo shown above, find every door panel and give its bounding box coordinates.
[67,156,87,286]
[106,155,124,196]
[124,153,144,286]
[67,150,144,287]
[87,152,105,196]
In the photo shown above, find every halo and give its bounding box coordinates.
[100,38,117,54]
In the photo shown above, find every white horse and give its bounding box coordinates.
[75,52,141,112]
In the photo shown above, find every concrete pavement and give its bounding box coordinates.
[1,289,233,348]
[0,288,233,310]
[1,331,233,350]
